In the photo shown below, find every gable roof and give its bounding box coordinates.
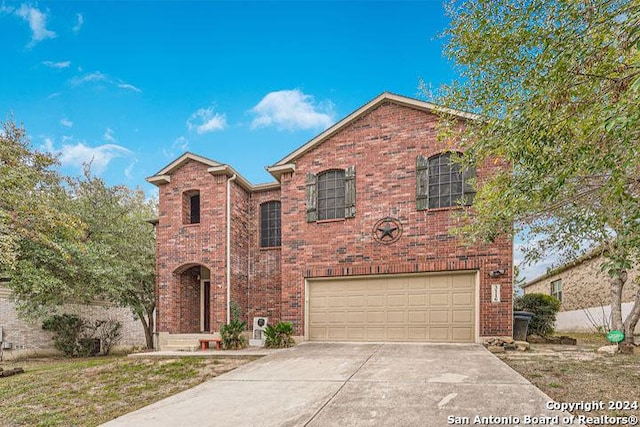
[265,92,478,179]
[146,151,280,191]
[521,248,605,288]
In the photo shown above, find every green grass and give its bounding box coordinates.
[0,356,256,427]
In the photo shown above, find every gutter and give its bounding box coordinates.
[226,174,237,324]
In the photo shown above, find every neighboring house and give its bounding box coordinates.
[0,286,147,360]
[147,92,513,350]
[522,253,639,334]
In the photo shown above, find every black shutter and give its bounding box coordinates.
[416,155,428,210]
[344,165,356,218]
[305,173,317,222]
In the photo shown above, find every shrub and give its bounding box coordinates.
[220,319,247,350]
[514,293,561,337]
[42,314,88,356]
[230,301,242,322]
[264,321,295,349]
[94,319,123,355]
[42,314,122,356]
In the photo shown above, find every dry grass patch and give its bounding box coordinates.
[498,342,640,424]
[0,355,257,427]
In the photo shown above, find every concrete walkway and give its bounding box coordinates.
[103,342,567,426]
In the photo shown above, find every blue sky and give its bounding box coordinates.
[0,1,554,281]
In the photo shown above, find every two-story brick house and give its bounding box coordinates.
[147,93,513,349]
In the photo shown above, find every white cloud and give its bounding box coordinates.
[43,60,71,69]
[60,118,73,128]
[117,83,141,93]
[250,89,334,131]
[69,71,142,93]
[70,71,108,86]
[15,4,56,47]
[72,13,83,33]
[103,128,116,143]
[59,142,131,174]
[186,107,226,134]
[163,136,189,158]
[42,136,131,174]
[47,92,61,99]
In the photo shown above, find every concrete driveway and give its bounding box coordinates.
[103,343,564,426]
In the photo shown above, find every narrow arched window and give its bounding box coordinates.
[183,190,200,224]
[260,201,281,247]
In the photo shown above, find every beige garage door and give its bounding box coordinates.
[307,272,476,342]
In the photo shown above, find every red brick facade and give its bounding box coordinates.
[149,94,513,340]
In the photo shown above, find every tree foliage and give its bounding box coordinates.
[0,120,79,274]
[2,120,157,348]
[436,0,640,342]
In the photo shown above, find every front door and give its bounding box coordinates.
[202,280,211,332]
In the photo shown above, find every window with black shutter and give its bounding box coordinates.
[416,152,475,210]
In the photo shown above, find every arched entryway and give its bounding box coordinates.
[174,264,212,333]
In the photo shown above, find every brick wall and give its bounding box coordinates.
[524,256,639,311]
[0,288,146,357]
[156,160,228,333]
[230,181,250,324]
[247,189,282,325]
[278,102,513,337]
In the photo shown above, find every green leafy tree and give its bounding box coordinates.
[0,120,79,275]
[64,168,158,349]
[435,0,640,343]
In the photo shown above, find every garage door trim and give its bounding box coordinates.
[304,271,480,343]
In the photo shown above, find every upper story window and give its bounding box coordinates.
[260,201,281,247]
[318,170,345,220]
[416,152,476,210]
[183,190,200,224]
[305,166,356,222]
[551,279,563,302]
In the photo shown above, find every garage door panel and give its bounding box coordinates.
[452,292,472,306]
[429,327,450,341]
[452,327,473,342]
[430,293,450,306]
[347,295,365,307]
[452,310,472,323]
[366,311,385,323]
[308,272,475,343]
[367,295,384,307]
[386,310,405,323]
[408,310,427,323]
[386,294,406,306]
[429,310,450,323]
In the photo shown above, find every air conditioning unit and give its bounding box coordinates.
[1,341,12,350]
[252,317,268,340]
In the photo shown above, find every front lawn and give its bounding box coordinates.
[0,355,256,426]
[498,340,640,423]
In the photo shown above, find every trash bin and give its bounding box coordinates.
[513,311,534,341]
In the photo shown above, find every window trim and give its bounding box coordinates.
[551,279,563,302]
[416,152,476,210]
[306,166,356,223]
[183,190,201,225]
[317,169,346,221]
[259,200,281,248]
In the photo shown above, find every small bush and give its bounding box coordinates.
[42,314,122,356]
[264,321,295,349]
[514,293,561,337]
[220,319,247,350]
[42,314,88,356]
[94,320,123,355]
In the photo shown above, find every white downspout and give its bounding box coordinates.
[226,174,237,324]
